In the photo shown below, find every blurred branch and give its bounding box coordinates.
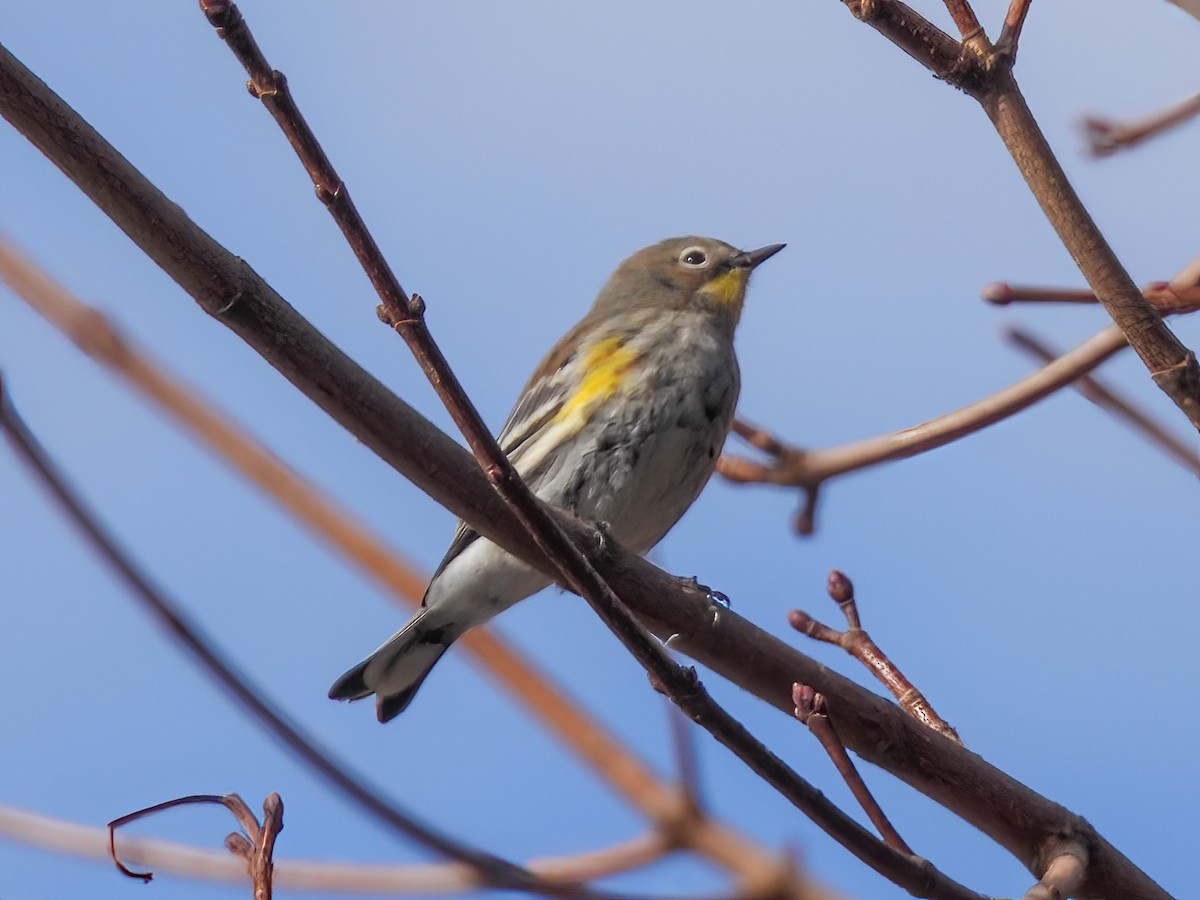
[1007,328,1200,475]
[846,0,1200,428]
[109,793,283,899]
[1,803,688,894]
[1083,92,1200,157]
[195,6,978,896]
[0,36,1169,900]
[0,379,554,896]
[0,233,788,889]
[792,686,912,856]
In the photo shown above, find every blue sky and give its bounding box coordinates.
[2,2,1197,898]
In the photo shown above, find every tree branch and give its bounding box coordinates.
[839,0,1200,428]
[1007,328,1200,475]
[0,378,562,896]
[0,40,1170,900]
[191,7,980,895]
[0,232,790,889]
[0,803,692,895]
[719,326,1127,501]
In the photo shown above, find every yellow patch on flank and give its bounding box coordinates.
[699,268,747,309]
[553,336,638,426]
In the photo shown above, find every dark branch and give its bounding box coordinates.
[0,378,555,896]
[0,39,1170,900]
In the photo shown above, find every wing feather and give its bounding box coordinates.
[427,324,640,586]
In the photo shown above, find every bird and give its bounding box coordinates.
[329,236,785,721]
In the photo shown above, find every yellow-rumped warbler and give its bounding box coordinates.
[329,236,784,721]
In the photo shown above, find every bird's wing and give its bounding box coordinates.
[425,326,639,588]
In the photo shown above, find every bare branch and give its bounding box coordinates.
[719,325,1127,497]
[1008,329,1200,475]
[981,280,1200,315]
[5,803,690,894]
[977,73,1200,427]
[793,686,914,856]
[789,572,961,744]
[842,0,963,78]
[0,380,554,895]
[941,0,986,48]
[837,0,1200,427]
[0,40,1171,899]
[1083,92,1200,157]
[666,705,704,818]
[0,232,793,885]
[1020,843,1088,900]
[996,0,1034,57]
[194,8,984,896]
[109,793,282,899]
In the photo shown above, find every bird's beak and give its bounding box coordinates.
[730,243,786,270]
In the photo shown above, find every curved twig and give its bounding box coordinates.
[0,37,1170,900]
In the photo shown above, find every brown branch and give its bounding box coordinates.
[6,803,685,893]
[981,280,1200,315]
[1083,92,1200,157]
[843,0,963,76]
[719,325,1128,512]
[793,686,913,856]
[844,0,1200,427]
[1020,843,1088,900]
[789,572,961,745]
[109,793,282,898]
[195,7,984,897]
[941,0,986,48]
[996,0,1033,57]
[976,74,1200,428]
[1008,328,1200,475]
[0,232,787,888]
[0,38,1171,900]
[666,704,704,820]
[0,379,555,896]
[1169,253,1200,292]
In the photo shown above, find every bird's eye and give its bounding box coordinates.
[680,247,708,268]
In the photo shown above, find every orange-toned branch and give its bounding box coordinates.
[719,325,1127,531]
[1007,328,1200,476]
[1083,92,1200,157]
[1,803,688,895]
[0,234,795,890]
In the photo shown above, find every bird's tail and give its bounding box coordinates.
[328,608,453,722]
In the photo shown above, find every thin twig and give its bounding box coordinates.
[996,0,1033,57]
[718,326,1128,525]
[1170,253,1200,292]
[196,6,985,896]
[110,793,283,900]
[0,380,557,897]
[666,704,703,818]
[789,572,961,744]
[1007,329,1200,475]
[1083,92,1200,157]
[845,0,1200,427]
[0,38,1168,899]
[0,232,786,885]
[109,794,227,882]
[977,72,1200,428]
[981,280,1200,314]
[941,0,986,49]
[793,686,913,855]
[6,803,689,894]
